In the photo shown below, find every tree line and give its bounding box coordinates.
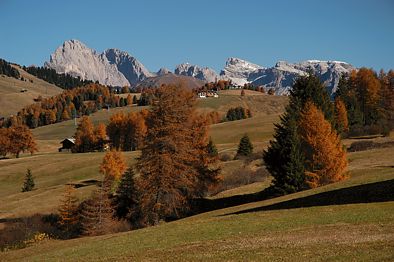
[335,68,394,136]
[225,106,252,121]
[23,65,93,90]
[1,83,134,128]
[0,59,20,79]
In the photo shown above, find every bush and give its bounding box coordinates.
[219,153,233,162]
[210,166,270,195]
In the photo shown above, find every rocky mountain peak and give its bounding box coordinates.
[45,40,152,87]
[174,63,218,82]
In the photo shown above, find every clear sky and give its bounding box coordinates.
[0,0,393,72]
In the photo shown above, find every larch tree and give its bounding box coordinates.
[100,150,127,182]
[136,85,220,225]
[334,97,349,135]
[58,184,80,237]
[79,183,114,236]
[126,94,133,105]
[74,116,96,153]
[8,125,37,158]
[0,128,10,157]
[353,68,381,126]
[94,123,107,151]
[299,101,348,188]
[106,112,127,150]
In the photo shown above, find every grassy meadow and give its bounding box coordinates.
[1,89,394,261]
[0,66,63,118]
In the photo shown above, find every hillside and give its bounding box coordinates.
[136,73,206,89]
[0,66,63,118]
[2,144,393,260]
[1,89,393,260]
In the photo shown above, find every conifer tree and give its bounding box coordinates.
[334,97,349,135]
[263,73,335,194]
[21,169,35,192]
[80,181,114,236]
[126,94,133,105]
[74,116,96,153]
[290,73,334,125]
[207,137,218,158]
[235,134,253,158]
[137,85,220,225]
[263,108,306,193]
[94,123,107,151]
[299,101,348,188]
[112,168,141,227]
[58,185,79,237]
[100,150,127,181]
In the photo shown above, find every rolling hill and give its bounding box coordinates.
[1,86,393,261]
[0,66,63,118]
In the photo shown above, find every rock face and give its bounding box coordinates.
[250,60,355,95]
[220,57,264,86]
[104,48,153,84]
[45,40,354,94]
[45,40,151,86]
[174,63,218,83]
[157,67,171,76]
[217,58,355,95]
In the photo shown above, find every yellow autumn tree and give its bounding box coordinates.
[299,101,348,188]
[99,150,127,181]
[74,116,96,153]
[94,123,107,151]
[334,97,349,135]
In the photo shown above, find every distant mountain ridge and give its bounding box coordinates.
[45,39,355,94]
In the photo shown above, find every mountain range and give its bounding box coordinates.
[45,40,355,95]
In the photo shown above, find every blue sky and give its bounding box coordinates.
[0,0,393,72]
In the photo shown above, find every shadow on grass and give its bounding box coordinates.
[193,179,394,216]
[224,178,394,216]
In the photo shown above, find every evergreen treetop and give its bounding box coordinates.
[21,169,35,192]
[236,134,253,158]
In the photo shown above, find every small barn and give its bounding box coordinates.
[59,138,75,152]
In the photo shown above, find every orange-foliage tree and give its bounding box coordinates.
[106,110,147,151]
[299,101,348,188]
[74,116,96,153]
[4,125,38,158]
[334,97,349,135]
[2,83,130,129]
[137,85,220,225]
[94,123,107,151]
[58,185,79,237]
[99,150,127,181]
[0,128,10,157]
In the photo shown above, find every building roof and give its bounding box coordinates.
[60,138,76,144]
